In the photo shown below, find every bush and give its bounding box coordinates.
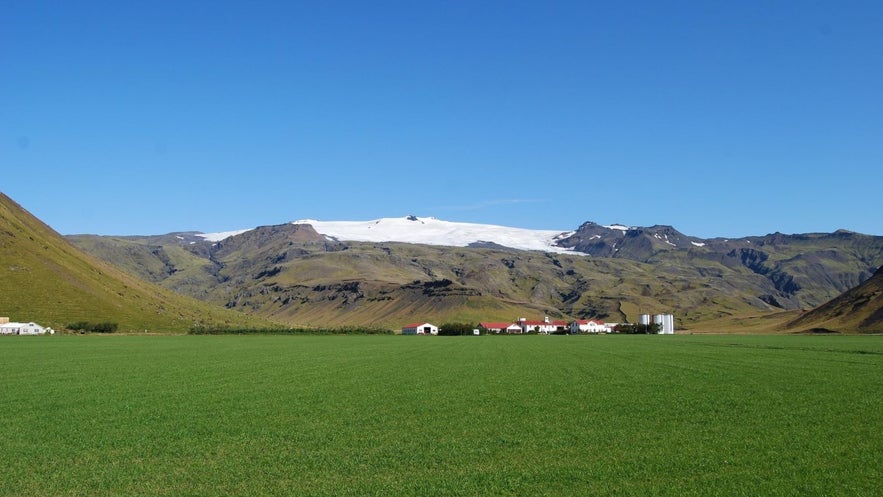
[438,322,476,336]
[613,323,660,334]
[188,326,394,335]
[67,321,118,333]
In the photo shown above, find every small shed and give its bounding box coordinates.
[401,322,439,335]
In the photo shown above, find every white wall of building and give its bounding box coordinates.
[0,322,48,335]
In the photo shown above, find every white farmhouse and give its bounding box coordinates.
[570,319,612,334]
[519,317,568,334]
[401,322,439,335]
[0,320,51,335]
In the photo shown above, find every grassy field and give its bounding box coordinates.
[1,335,880,496]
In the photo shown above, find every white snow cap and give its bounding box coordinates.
[290,216,577,254]
[195,228,252,242]
[604,224,633,232]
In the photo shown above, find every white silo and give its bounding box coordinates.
[654,314,675,334]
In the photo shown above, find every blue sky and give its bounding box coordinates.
[2,1,881,238]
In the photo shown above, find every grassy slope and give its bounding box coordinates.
[1,335,879,496]
[785,266,883,333]
[682,309,802,333]
[0,192,274,332]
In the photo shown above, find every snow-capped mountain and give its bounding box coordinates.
[200,216,580,254]
[66,212,883,331]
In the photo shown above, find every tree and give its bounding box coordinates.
[438,322,475,336]
[614,323,661,334]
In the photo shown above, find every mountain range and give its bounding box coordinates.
[2,184,880,334]
[65,215,883,333]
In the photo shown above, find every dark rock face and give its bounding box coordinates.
[734,248,771,275]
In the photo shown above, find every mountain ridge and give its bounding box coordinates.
[68,217,883,331]
[182,216,878,256]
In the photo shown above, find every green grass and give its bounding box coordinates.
[1,335,880,496]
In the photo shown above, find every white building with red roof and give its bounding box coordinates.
[518,317,568,334]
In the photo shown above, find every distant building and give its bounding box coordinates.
[479,322,524,334]
[401,322,438,335]
[0,321,52,335]
[518,317,567,334]
[570,319,611,334]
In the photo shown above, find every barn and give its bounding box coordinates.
[401,322,439,335]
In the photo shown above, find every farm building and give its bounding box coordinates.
[0,320,52,335]
[401,322,438,335]
[518,317,568,334]
[479,322,524,334]
[570,319,612,334]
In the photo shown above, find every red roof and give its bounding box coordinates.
[479,322,519,329]
[402,322,431,329]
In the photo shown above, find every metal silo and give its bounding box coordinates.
[654,314,675,334]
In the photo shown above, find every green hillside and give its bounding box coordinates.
[0,192,274,332]
[786,266,883,333]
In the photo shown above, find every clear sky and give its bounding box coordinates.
[2,1,881,238]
